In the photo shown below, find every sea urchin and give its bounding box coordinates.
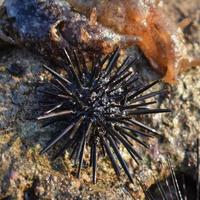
[37,48,171,183]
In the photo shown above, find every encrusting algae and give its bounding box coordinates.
[0,0,199,80]
[68,0,200,83]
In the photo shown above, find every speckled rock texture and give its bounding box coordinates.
[0,0,199,199]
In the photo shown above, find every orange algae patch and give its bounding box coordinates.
[69,0,198,83]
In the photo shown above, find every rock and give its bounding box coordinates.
[0,0,199,200]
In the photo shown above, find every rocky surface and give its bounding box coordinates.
[0,0,199,199]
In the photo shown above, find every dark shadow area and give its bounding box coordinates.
[23,179,38,200]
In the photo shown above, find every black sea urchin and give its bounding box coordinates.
[145,139,199,200]
[37,48,171,183]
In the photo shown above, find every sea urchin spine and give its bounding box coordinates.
[37,48,171,183]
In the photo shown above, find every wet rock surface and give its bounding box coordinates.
[0,0,199,199]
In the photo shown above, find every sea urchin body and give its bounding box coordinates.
[37,48,171,183]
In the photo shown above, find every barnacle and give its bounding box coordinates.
[1,0,138,58]
[37,48,171,183]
